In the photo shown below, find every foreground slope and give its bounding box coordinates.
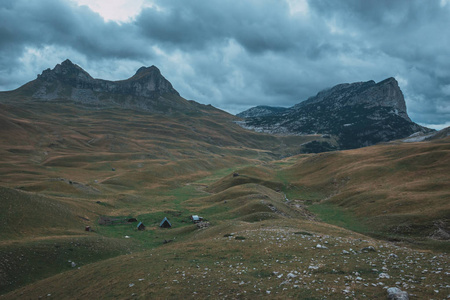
[0,125,448,298]
[2,139,449,298]
[4,219,449,299]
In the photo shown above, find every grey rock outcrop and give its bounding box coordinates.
[23,59,193,113]
[387,287,409,300]
[237,106,288,118]
[238,78,433,150]
[36,59,179,98]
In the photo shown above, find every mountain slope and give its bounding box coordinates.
[2,138,449,299]
[236,105,288,118]
[238,78,433,149]
[2,59,197,113]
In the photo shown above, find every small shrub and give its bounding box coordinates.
[294,231,313,236]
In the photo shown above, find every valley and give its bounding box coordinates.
[0,61,448,299]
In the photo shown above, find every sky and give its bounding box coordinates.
[0,0,449,129]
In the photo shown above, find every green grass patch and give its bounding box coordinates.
[0,236,132,295]
[308,203,370,234]
[194,167,239,185]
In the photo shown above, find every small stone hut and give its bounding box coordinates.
[137,222,146,231]
[159,217,172,228]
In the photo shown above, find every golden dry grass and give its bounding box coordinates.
[0,98,449,297]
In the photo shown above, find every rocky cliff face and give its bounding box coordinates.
[15,59,193,113]
[236,106,288,118]
[238,78,433,149]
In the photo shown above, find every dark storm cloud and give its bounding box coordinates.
[136,0,299,52]
[304,0,450,125]
[0,0,149,60]
[0,0,448,128]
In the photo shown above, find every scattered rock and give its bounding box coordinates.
[197,221,210,229]
[287,272,297,279]
[316,244,328,249]
[379,272,390,279]
[387,287,409,300]
[361,246,376,252]
[71,262,76,268]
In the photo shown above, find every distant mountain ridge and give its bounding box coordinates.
[237,78,433,149]
[236,106,288,118]
[0,61,434,151]
[35,59,180,98]
[4,59,199,113]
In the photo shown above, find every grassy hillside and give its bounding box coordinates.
[0,97,448,298]
[282,139,450,249]
[3,219,449,299]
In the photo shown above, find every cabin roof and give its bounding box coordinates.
[159,217,171,227]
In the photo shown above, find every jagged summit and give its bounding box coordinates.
[134,65,160,76]
[4,60,189,112]
[292,77,410,121]
[38,59,93,82]
[238,77,432,149]
[129,65,163,81]
[34,60,178,96]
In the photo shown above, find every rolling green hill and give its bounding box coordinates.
[0,62,448,298]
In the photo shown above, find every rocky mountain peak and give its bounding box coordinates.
[38,59,93,82]
[30,60,180,102]
[124,65,179,96]
[371,77,408,119]
[238,77,432,150]
[292,77,409,121]
[134,65,160,76]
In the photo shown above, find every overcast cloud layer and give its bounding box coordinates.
[1,0,449,129]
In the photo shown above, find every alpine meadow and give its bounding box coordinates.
[0,59,448,299]
[1,1,450,299]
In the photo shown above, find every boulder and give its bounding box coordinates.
[387,287,409,300]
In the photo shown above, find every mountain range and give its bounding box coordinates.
[3,59,433,151]
[0,60,448,298]
[7,59,206,114]
[237,78,433,149]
